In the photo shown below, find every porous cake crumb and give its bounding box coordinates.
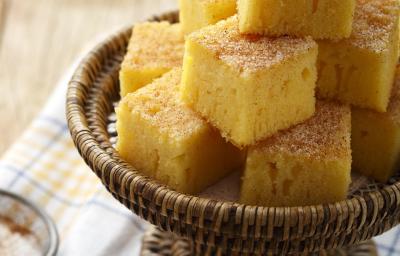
[352,66,400,182]
[181,16,318,147]
[119,22,184,96]
[238,0,356,39]
[116,68,244,194]
[240,101,352,207]
[318,0,400,112]
[179,0,236,34]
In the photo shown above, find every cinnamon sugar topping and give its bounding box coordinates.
[0,216,40,256]
[121,69,206,139]
[253,101,351,160]
[344,0,399,52]
[188,16,317,72]
[122,22,184,69]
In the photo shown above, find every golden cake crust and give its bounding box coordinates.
[343,0,399,52]
[198,0,228,5]
[187,16,317,72]
[121,69,205,139]
[122,22,184,69]
[388,67,400,125]
[252,101,351,160]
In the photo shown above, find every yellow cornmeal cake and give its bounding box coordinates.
[179,0,236,35]
[238,0,355,39]
[352,67,400,182]
[116,68,244,195]
[119,22,184,97]
[181,16,318,147]
[240,101,352,207]
[318,0,400,112]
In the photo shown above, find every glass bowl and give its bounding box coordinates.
[0,189,59,256]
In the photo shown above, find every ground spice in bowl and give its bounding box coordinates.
[0,190,58,256]
[0,216,41,256]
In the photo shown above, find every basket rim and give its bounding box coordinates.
[66,10,400,246]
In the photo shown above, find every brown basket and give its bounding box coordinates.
[139,226,378,256]
[66,11,400,255]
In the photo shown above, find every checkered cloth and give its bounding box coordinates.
[0,50,148,255]
[0,44,399,256]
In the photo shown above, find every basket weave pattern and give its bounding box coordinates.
[140,226,378,256]
[66,11,400,255]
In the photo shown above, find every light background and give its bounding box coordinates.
[0,0,177,154]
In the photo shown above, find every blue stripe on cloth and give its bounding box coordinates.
[38,116,68,129]
[2,164,86,207]
[6,124,68,189]
[1,164,144,231]
[1,116,145,230]
[377,243,400,254]
[388,229,400,256]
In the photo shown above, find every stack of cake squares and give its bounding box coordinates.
[116,0,400,207]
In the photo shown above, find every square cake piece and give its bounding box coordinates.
[179,0,237,35]
[352,66,400,182]
[119,22,184,97]
[240,101,352,207]
[116,68,244,195]
[181,16,318,147]
[238,0,356,39]
[318,0,400,112]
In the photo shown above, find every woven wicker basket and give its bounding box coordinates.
[66,11,400,255]
[139,226,378,256]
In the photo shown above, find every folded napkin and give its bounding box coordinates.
[0,37,399,256]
